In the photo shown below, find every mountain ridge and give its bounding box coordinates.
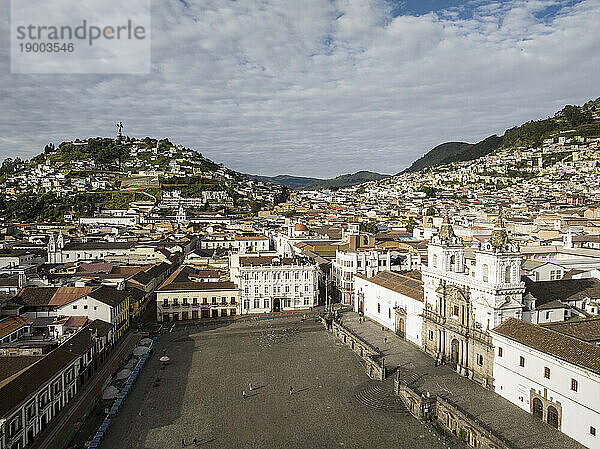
[403,97,600,173]
[246,170,390,190]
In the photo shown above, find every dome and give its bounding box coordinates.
[295,223,308,232]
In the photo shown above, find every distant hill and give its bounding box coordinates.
[248,171,390,190]
[403,142,471,173]
[404,96,600,173]
[247,174,321,189]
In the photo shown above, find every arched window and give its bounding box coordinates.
[433,254,438,268]
[505,265,511,283]
[547,406,559,428]
[450,255,456,267]
[482,264,489,282]
[532,398,543,420]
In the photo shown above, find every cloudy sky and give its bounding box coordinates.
[0,0,598,178]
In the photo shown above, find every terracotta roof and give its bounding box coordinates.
[15,287,59,306]
[76,263,113,274]
[543,317,600,343]
[158,281,237,292]
[49,286,95,306]
[492,318,600,375]
[356,270,424,302]
[0,348,78,416]
[0,316,32,339]
[234,235,269,240]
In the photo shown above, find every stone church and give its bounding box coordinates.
[421,214,525,388]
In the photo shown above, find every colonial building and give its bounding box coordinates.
[332,248,392,306]
[354,271,424,346]
[156,266,239,322]
[230,254,319,314]
[491,318,600,449]
[47,233,133,264]
[421,214,525,387]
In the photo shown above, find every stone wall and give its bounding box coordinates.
[395,371,513,449]
[327,320,385,380]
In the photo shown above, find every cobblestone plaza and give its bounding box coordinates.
[102,317,451,448]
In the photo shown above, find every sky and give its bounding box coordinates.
[0,0,598,178]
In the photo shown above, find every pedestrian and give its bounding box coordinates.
[289,385,293,395]
[181,438,185,448]
[243,390,246,399]
[249,382,253,391]
[193,437,198,446]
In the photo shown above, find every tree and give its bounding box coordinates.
[359,221,377,234]
[557,105,592,128]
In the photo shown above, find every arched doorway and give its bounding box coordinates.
[397,318,405,338]
[451,339,460,368]
[547,406,559,428]
[532,398,543,420]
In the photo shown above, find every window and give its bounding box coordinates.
[544,367,550,379]
[212,296,216,304]
[571,378,578,391]
[505,265,511,283]
[388,308,391,319]
[231,296,236,304]
[519,356,525,367]
[83,305,88,310]
[498,347,503,357]
[254,298,260,309]
[482,264,489,282]
[377,303,380,313]
[477,354,484,366]
[428,330,434,340]
[72,305,77,309]
[453,305,460,317]
[591,426,596,436]
[432,254,438,268]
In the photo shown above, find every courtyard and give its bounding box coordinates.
[102,316,452,448]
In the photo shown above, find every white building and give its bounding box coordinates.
[230,254,319,314]
[332,248,391,306]
[47,233,134,264]
[491,318,600,448]
[354,271,424,346]
[421,214,525,387]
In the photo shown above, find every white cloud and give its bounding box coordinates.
[0,0,598,177]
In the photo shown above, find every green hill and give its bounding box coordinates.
[404,97,600,173]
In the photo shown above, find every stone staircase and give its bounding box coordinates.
[354,380,409,414]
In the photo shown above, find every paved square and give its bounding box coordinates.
[102,317,451,448]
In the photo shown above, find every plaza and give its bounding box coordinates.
[102,317,452,448]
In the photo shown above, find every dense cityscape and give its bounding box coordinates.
[0,98,599,449]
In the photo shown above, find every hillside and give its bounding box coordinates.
[0,136,285,222]
[404,97,600,173]
[248,171,390,190]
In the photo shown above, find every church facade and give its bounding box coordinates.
[421,215,525,388]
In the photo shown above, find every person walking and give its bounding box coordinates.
[289,385,293,395]
[193,437,198,446]
[181,438,185,448]
[243,390,247,399]
[249,382,253,391]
